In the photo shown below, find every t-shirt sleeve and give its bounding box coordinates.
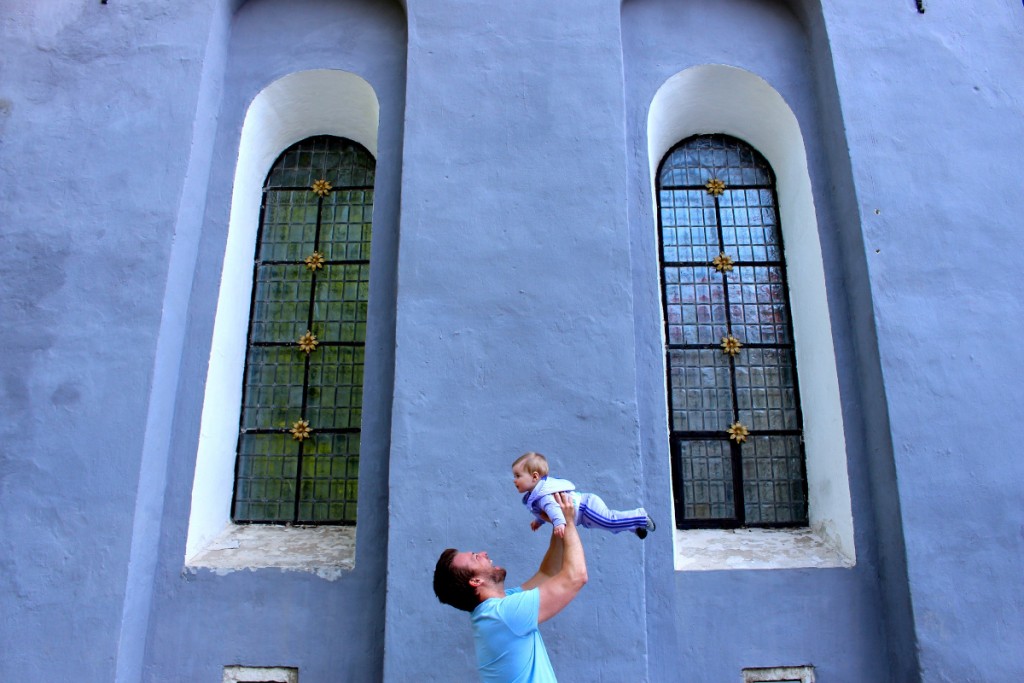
[495,587,539,637]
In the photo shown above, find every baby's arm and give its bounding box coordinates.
[539,493,568,529]
[530,507,553,531]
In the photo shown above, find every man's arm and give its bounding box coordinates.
[521,526,564,591]
[531,492,587,623]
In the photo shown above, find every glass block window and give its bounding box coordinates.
[657,135,808,529]
[232,135,374,524]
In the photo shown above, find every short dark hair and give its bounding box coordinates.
[433,548,481,613]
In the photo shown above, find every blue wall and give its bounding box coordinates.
[387,1,649,680]
[814,2,1024,679]
[1,0,1021,681]
[140,1,406,681]
[622,1,901,681]
[1,2,226,679]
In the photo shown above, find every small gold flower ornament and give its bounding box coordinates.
[304,251,326,271]
[290,419,312,441]
[297,331,319,354]
[712,252,734,272]
[705,178,726,196]
[720,335,742,356]
[727,421,749,443]
[311,179,332,197]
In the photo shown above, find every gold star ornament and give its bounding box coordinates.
[727,421,749,443]
[311,178,332,197]
[290,419,312,441]
[720,335,742,356]
[297,330,319,354]
[705,178,726,196]
[304,251,326,271]
[712,252,734,272]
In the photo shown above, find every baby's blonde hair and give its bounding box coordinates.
[513,451,549,477]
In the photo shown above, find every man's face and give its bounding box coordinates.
[452,550,507,587]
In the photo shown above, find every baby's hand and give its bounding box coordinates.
[553,525,566,539]
[530,520,543,532]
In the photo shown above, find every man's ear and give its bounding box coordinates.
[468,576,483,588]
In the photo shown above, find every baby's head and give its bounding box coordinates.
[512,451,549,494]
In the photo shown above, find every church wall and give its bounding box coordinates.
[815,2,1024,680]
[793,2,921,678]
[384,1,651,680]
[0,2,226,680]
[622,1,897,681]
[1,0,1022,681]
[137,1,406,681]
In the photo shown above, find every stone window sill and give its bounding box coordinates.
[186,524,356,580]
[674,527,853,571]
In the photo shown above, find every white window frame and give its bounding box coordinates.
[186,69,379,571]
[648,65,855,570]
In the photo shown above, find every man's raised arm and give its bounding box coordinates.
[521,529,564,592]
[527,492,587,623]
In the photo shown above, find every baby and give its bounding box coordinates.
[513,451,655,539]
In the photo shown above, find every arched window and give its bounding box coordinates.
[231,135,374,524]
[657,135,807,528]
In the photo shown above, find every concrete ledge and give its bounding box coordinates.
[186,524,356,580]
[675,527,853,571]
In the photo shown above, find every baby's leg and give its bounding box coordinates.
[577,492,648,534]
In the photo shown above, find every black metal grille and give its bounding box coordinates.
[232,135,374,524]
[657,135,808,528]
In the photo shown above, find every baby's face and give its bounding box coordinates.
[512,464,538,493]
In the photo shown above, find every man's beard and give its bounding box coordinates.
[491,566,507,583]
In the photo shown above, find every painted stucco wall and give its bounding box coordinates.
[815,2,1024,680]
[0,2,225,680]
[622,2,882,680]
[2,0,1022,681]
[385,1,650,680]
[1,0,406,681]
[138,1,407,681]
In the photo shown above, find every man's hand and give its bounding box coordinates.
[530,520,543,532]
[554,491,575,525]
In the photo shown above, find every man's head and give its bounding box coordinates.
[433,548,507,612]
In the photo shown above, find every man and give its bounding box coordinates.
[433,492,588,682]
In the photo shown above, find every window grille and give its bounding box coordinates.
[657,135,808,528]
[231,135,374,524]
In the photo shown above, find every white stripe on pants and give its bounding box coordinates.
[573,492,647,534]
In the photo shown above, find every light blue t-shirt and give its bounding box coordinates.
[470,587,557,683]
